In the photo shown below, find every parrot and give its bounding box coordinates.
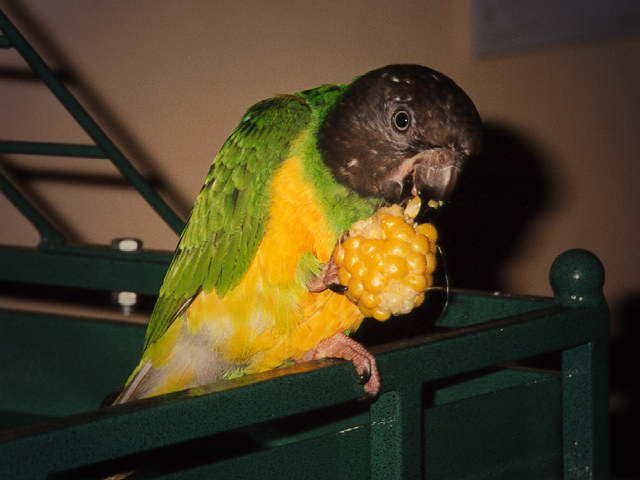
[113,64,482,403]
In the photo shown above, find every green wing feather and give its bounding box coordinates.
[143,95,312,349]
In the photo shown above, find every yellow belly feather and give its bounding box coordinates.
[212,153,363,372]
[142,153,364,396]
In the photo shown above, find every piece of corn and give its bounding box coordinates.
[333,197,438,321]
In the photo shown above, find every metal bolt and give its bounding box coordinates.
[111,237,143,252]
[115,291,138,316]
[111,237,143,315]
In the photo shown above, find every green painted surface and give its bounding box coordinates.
[426,372,563,479]
[0,245,171,295]
[439,291,553,328]
[0,141,107,158]
[0,268,608,478]
[0,309,144,422]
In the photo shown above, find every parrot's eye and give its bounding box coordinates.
[392,110,411,131]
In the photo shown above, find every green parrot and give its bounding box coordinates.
[114,64,481,403]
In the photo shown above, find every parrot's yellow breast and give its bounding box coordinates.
[180,153,364,376]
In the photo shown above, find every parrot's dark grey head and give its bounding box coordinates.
[318,64,482,204]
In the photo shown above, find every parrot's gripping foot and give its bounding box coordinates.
[307,258,342,293]
[301,333,380,396]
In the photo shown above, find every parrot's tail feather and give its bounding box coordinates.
[112,361,152,405]
[100,388,123,407]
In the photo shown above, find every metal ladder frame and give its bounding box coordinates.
[0,8,179,295]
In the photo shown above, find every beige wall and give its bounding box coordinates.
[1,0,639,328]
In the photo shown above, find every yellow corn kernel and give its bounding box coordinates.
[366,252,384,270]
[360,291,379,309]
[338,268,351,286]
[415,223,438,246]
[380,214,404,232]
[387,222,414,242]
[383,255,408,279]
[405,273,427,292]
[343,237,362,252]
[405,252,427,274]
[363,270,386,294]
[348,279,365,298]
[360,238,384,256]
[404,196,422,219]
[351,263,367,281]
[371,308,391,321]
[410,234,430,255]
[384,238,410,258]
[343,251,360,271]
[358,306,373,318]
[425,252,437,274]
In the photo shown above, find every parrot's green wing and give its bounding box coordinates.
[143,95,312,349]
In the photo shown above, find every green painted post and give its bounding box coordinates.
[370,385,423,479]
[562,341,609,479]
[550,249,609,479]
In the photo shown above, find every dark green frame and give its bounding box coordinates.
[0,251,609,479]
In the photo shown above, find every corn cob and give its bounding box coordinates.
[333,197,438,321]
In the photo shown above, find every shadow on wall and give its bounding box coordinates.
[438,122,555,292]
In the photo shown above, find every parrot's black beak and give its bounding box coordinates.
[378,148,465,205]
[412,148,464,202]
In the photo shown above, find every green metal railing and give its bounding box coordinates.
[0,250,609,479]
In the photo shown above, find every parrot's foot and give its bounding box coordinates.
[301,333,380,396]
[307,257,342,293]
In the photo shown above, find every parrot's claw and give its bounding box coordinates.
[301,333,380,396]
[358,363,371,386]
[328,283,348,294]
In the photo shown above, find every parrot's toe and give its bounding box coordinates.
[307,257,341,293]
[302,332,380,396]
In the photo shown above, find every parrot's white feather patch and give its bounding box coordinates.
[175,322,232,386]
[114,361,152,404]
[115,315,233,402]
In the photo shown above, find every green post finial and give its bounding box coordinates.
[550,249,606,308]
